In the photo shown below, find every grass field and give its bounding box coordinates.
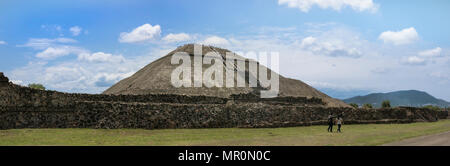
[1,120,450,146]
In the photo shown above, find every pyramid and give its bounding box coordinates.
[103,44,349,107]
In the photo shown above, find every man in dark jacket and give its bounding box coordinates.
[327,113,334,132]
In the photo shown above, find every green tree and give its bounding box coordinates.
[382,100,391,108]
[363,103,373,109]
[28,83,45,90]
[422,105,442,111]
[349,103,359,108]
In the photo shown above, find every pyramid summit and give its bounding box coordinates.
[103,44,349,107]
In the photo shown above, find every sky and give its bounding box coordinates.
[1,0,450,100]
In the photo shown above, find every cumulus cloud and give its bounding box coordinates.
[300,36,316,46]
[278,0,378,13]
[36,46,87,59]
[70,26,82,36]
[0,40,6,45]
[119,24,161,43]
[162,33,191,43]
[201,36,230,46]
[418,47,442,57]
[77,52,125,63]
[379,27,419,45]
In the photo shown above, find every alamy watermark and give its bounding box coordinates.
[170,44,279,98]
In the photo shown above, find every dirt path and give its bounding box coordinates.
[383,131,450,146]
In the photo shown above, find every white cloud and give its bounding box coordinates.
[402,56,426,65]
[199,25,449,100]
[0,40,6,45]
[379,27,419,45]
[36,46,87,59]
[430,71,450,80]
[399,47,444,66]
[35,46,125,63]
[300,36,316,47]
[371,67,390,74]
[41,25,63,35]
[44,66,84,83]
[304,80,367,91]
[300,34,363,58]
[201,36,230,46]
[10,55,152,93]
[278,0,378,13]
[209,26,384,88]
[418,47,442,57]
[11,31,167,93]
[77,52,125,63]
[162,33,191,43]
[8,23,450,100]
[94,72,134,87]
[20,38,77,49]
[10,80,24,85]
[10,46,164,93]
[70,26,82,36]
[36,47,71,59]
[259,26,297,33]
[119,24,161,43]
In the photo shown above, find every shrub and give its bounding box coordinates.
[349,103,359,108]
[28,83,45,90]
[422,105,442,111]
[363,103,373,109]
[382,100,391,108]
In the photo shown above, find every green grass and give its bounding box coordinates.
[1,120,450,146]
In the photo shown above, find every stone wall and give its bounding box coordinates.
[0,83,324,107]
[0,80,448,130]
[0,83,228,106]
[0,72,8,87]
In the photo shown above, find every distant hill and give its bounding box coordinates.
[343,90,450,108]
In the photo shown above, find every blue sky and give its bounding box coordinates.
[1,0,450,100]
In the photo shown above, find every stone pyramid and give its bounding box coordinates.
[103,44,349,107]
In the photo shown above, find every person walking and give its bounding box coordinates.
[337,116,343,133]
[327,113,334,132]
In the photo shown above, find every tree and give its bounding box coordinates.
[422,105,442,111]
[363,103,373,109]
[28,83,45,90]
[349,103,359,108]
[382,100,391,108]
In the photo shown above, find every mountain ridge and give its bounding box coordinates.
[343,90,450,108]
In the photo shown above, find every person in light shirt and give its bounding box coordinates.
[337,115,343,133]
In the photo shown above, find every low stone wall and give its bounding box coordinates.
[0,101,448,130]
[0,83,229,106]
[0,81,448,130]
[0,84,323,107]
[230,93,324,106]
